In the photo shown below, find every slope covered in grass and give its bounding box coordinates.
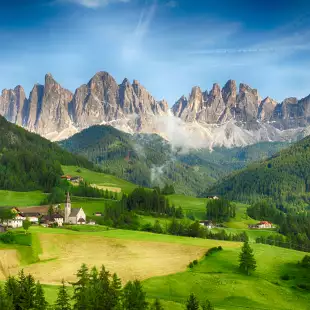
[144,243,310,310]
[0,190,46,206]
[62,165,137,194]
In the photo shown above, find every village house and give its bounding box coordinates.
[41,214,64,227]
[206,195,219,200]
[199,220,215,229]
[94,212,103,217]
[64,192,86,225]
[3,209,25,228]
[70,176,84,184]
[248,221,273,229]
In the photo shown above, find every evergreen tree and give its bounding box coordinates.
[185,293,200,310]
[0,285,13,310]
[150,298,164,310]
[4,276,20,309]
[239,241,257,275]
[55,280,71,310]
[122,280,148,310]
[33,281,48,310]
[72,264,89,310]
[202,300,214,310]
[18,271,36,310]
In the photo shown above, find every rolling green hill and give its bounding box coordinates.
[207,134,310,205]
[59,125,289,196]
[0,115,94,192]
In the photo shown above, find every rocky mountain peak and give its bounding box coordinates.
[210,83,221,97]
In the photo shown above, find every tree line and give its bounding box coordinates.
[206,199,236,222]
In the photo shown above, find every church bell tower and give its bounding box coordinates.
[64,192,71,223]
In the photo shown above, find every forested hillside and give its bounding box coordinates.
[59,125,289,196]
[59,125,214,195]
[207,134,310,206]
[0,115,93,192]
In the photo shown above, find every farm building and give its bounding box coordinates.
[41,214,64,227]
[248,221,273,229]
[94,212,103,217]
[206,195,219,200]
[2,211,25,228]
[199,220,215,229]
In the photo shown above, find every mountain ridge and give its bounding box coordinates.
[1,71,310,147]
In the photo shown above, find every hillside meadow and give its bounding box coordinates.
[62,165,137,194]
[0,227,309,309]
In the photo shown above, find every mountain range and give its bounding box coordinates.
[1,71,310,147]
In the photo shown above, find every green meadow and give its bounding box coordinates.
[0,190,46,207]
[62,165,137,194]
[1,227,309,309]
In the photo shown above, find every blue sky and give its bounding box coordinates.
[1,0,310,104]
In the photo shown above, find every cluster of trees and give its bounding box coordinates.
[206,199,236,222]
[0,115,93,192]
[159,184,175,195]
[127,188,183,218]
[43,180,118,204]
[185,293,213,310]
[0,264,165,310]
[256,234,310,252]
[247,200,310,252]
[103,203,140,230]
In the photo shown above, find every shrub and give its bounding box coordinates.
[301,255,310,268]
[188,262,194,269]
[193,260,198,265]
[205,246,223,256]
[0,231,14,244]
[280,274,290,281]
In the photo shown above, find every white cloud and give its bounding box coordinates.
[63,0,130,8]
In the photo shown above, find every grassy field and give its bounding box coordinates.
[0,190,46,207]
[224,202,257,229]
[167,194,208,220]
[0,227,240,286]
[1,227,309,309]
[62,165,137,194]
[144,244,310,310]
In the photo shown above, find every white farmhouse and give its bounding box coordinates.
[3,209,25,228]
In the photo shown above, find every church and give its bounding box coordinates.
[64,192,86,225]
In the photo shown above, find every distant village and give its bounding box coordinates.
[0,192,92,231]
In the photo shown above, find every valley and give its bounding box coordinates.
[1,162,309,309]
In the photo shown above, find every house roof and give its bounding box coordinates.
[21,212,40,217]
[41,214,64,221]
[18,206,51,214]
[69,208,81,217]
[259,221,271,225]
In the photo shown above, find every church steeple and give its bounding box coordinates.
[64,192,71,223]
